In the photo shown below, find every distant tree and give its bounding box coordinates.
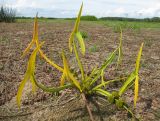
[0,5,16,22]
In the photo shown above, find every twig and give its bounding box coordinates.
[0,112,32,119]
[81,93,94,121]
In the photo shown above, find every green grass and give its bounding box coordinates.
[96,20,160,29]
[16,18,160,29]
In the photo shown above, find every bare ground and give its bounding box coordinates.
[0,21,160,121]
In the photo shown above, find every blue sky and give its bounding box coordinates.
[1,0,160,18]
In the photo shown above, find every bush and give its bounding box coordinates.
[81,15,98,21]
[0,5,16,22]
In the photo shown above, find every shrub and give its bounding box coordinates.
[81,15,98,21]
[16,3,144,121]
[0,5,16,23]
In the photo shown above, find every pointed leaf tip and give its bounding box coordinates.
[135,42,144,74]
[74,3,83,33]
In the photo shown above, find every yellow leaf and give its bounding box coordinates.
[33,13,39,46]
[74,3,83,33]
[60,70,65,86]
[62,51,70,78]
[62,51,82,91]
[17,42,44,107]
[69,32,74,52]
[69,3,83,52]
[21,14,39,58]
[117,27,122,66]
[68,72,82,92]
[134,75,139,107]
[73,40,85,81]
[21,40,34,58]
[28,42,45,73]
[39,49,63,72]
[76,32,85,55]
[134,42,143,107]
[16,74,29,108]
[135,43,144,74]
[30,76,37,93]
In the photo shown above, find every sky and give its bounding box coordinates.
[0,0,160,18]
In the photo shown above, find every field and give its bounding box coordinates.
[0,19,160,121]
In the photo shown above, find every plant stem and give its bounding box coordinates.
[81,93,94,121]
[73,40,85,82]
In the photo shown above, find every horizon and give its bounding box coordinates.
[0,0,160,18]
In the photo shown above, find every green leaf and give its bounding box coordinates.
[101,69,105,87]
[100,48,118,70]
[95,88,112,97]
[89,48,118,86]
[31,74,72,92]
[73,40,85,82]
[84,66,98,83]
[76,32,85,55]
[119,71,136,96]
[92,77,126,91]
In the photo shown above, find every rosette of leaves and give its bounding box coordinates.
[17,3,143,121]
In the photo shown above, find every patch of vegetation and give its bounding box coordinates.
[98,20,160,29]
[99,17,160,22]
[144,38,153,47]
[80,31,88,39]
[0,5,16,23]
[65,15,98,21]
[16,3,144,121]
[81,15,98,21]
[112,21,141,33]
[89,45,98,53]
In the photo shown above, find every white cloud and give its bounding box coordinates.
[0,0,160,18]
[137,4,160,17]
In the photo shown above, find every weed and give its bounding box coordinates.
[80,31,88,39]
[16,3,144,121]
[144,38,153,47]
[89,45,98,53]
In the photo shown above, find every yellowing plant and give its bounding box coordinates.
[17,3,143,121]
